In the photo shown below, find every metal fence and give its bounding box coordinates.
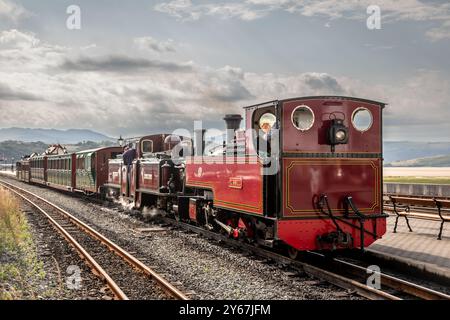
[384,183,450,198]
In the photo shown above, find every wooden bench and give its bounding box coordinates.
[389,196,450,240]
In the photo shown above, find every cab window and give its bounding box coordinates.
[142,140,153,153]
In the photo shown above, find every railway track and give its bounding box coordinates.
[158,216,450,300]
[0,179,188,301]
[302,251,450,300]
[2,173,448,300]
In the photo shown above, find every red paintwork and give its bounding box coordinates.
[277,218,386,251]
[189,199,197,221]
[282,158,381,217]
[94,148,122,192]
[121,165,128,197]
[281,98,381,153]
[139,162,160,191]
[108,162,122,187]
[136,134,183,158]
[130,163,137,197]
[185,156,264,215]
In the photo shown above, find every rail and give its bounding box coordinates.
[0,179,188,300]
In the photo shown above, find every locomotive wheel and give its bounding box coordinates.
[287,246,299,260]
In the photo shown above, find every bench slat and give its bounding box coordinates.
[390,196,435,207]
[405,212,450,221]
[435,199,450,209]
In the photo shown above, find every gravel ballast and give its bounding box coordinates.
[19,202,112,300]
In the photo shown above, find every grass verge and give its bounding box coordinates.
[0,187,46,300]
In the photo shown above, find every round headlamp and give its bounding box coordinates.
[335,130,347,142]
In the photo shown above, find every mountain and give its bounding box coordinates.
[383,141,450,163]
[0,127,114,144]
[385,154,450,167]
[0,141,48,162]
[0,140,116,162]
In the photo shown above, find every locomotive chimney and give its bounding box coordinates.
[223,114,243,144]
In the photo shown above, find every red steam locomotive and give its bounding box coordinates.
[16,96,387,255]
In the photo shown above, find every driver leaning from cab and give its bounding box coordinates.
[260,121,272,156]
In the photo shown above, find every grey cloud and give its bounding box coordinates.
[207,81,254,102]
[133,37,176,53]
[301,73,344,93]
[59,55,193,73]
[0,0,30,23]
[154,0,450,41]
[0,82,43,101]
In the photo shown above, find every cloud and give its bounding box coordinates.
[0,82,43,101]
[0,28,449,142]
[301,72,344,93]
[59,55,194,73]
[154,0,197,21]
[133,36,176,53]
[0,29,67,72]
[154,0,450,41]
[426,21,450,42]
[0,29,40,49]
[0,30,349,136]
[0,0,30,23]
[200,66,255,102]
[154,0,272,21]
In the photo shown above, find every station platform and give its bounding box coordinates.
[368,214,449,279]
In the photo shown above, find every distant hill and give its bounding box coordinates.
[383,141,450,163]
[0,127,114,144]
[0,140,116,162]
[385,154,450,167]
[0,141,48,162]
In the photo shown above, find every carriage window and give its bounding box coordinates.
[292,105,314,131]
[352,107,373,132]
[142,140,153,153]
[258,113,276,133]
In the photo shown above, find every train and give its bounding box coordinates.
[15,96,388,256]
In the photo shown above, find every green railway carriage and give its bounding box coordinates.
[75,150,97,191]
[75,147,123,193]
[30,155,46,183]
[47,154,74,189]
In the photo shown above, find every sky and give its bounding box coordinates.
[0,0,449,141]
